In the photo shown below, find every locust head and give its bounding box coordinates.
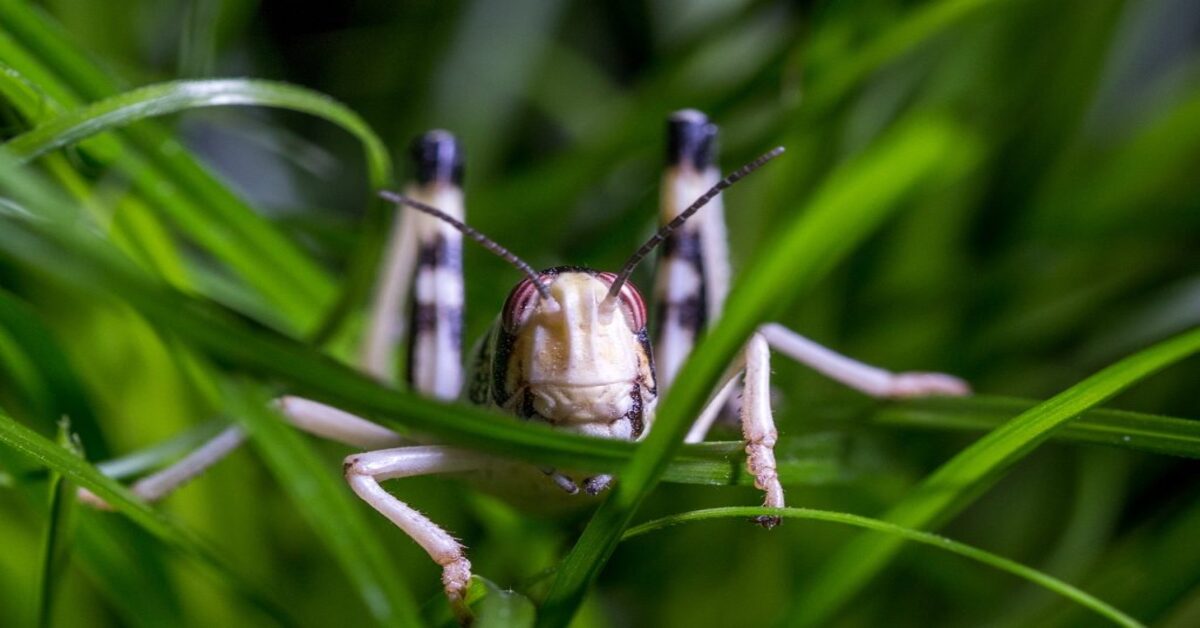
[501,269,650,430]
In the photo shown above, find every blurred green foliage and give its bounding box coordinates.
[1,0,1200,626]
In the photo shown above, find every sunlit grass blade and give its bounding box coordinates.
[226,380,423,627]
[874,395,1200,458]
[0,410,298,626]
[0,5,340,329]
[538,116,980,626]
[0,75,398,340]
[788,326,1200,626]
[3,78,391,188]
[622,507,1143,628]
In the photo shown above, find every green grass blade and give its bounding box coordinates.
[226,380,423,627]
[0,5,339,328]
[0,409,298,626]
[538,116,979,626]
[35,423,76,628]
[0,75,396,339]
[789,327,1200,626]
[3,78,391,188]
[622,507,1143,628]
[875,395,1200,459]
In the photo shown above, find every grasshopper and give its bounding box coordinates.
[80,109,969,622]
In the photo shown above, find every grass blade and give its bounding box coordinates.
[875,395,1200,459]
[788,326,1200,626]
[0,409,298,626]
[538,116,979,625]
[35,422,76,628]
[0,6,339,329]
[3,78,391,188]
[622,507,1143,628]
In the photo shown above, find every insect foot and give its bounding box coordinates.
[443,555,474,625]
[583,474,614,495]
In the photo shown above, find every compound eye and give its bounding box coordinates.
[502,278,544,331]
[598,272,647,331]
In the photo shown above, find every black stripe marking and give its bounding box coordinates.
[654,229,708,338]
[405,232,464,389]
[415,234,462,272]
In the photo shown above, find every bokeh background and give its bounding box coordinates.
[2,0,1200,626]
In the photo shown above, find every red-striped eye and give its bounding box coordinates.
[502,277,545,331]
[597,272,647,331]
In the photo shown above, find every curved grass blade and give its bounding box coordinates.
[0,410,298,626]
[538,116,979,626]
[0,76,395,338]
[3,78,390,188]
[622,507,1143,628]
[227,380,423,627]
[788,326,1200,626]
[0,9,340,329]
[875,395,1200,459]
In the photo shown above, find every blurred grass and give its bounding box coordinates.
[1,0,1199,626]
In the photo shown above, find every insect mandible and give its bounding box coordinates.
[79,109,970,623]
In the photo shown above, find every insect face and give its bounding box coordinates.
[501,269,654,435]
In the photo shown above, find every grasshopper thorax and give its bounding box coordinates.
[497,267,655,439]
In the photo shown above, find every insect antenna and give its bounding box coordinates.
[601,146,785,310]
[379,190,555,302]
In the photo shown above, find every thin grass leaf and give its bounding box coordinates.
[0,4,338,328]
[35,421,77,628]
[3,78,391,187]
[0,75,398,340]
[874,395,1200,459]
[73,515,185,628]
[226,380,423,628]
[788,326,1200,626]
[95,419,228,480]
[802,0,1010,112]
[622,507,1143,628]
[538,116,979,626]
[0,409,298,626]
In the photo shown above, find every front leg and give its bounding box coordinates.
[682,338,783,524]
[343,445,488,623]
[742,333,785,527]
